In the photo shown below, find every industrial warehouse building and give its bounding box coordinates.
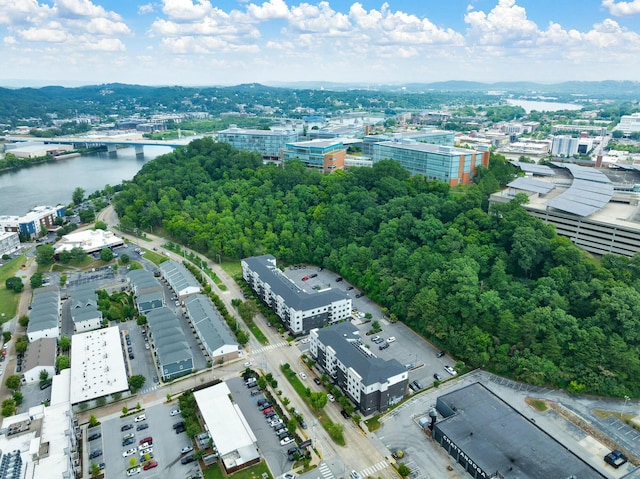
[146,307,194,381]
[433,383,603,479]
[309,322,408,415]
[242,255,351,335]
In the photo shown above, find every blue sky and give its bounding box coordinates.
[2,0,640,86]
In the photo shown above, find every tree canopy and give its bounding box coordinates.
[114,138,640,397]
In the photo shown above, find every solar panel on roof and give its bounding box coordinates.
[510,161,555,176]
[507,177,555,195]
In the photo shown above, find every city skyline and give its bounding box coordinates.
[2,0,640,86]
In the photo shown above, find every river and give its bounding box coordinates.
[0,145,172,216]
[506,99,583,113]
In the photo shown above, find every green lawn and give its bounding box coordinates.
[140,249,169,265]
[203,461,273,479]
[220,259,242,278]
[0,255,27,322]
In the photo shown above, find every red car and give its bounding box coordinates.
[263,407,274,415]
[139,436,153,445]
[143,460,158,470]
[302,276,310,281]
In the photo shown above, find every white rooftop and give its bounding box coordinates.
[70,326,128,404]
[194,382,258,458]
[55,229,124,254]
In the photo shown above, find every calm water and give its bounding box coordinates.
[506,99,583,113]
[0,145,172,215]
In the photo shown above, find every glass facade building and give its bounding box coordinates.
[218,127,298,161]
[372,141,488,185]
[282,139,346,172]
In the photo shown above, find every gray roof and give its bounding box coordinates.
[71,306,101,323]
[147,307,193,368]
[507,177,555,195]
[136,291,164,313]
[546,164,614,217]
[28,288,60,333]
[510,161,555,176]
[128,269,162,292]
[23,338,56,371]
[160,260,200,295]
[316,323,405,386]
[184,294,237,354]
[435,383,603,479]
[244,255,349,311]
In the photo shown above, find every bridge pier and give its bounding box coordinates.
[107,144,118,154]
[135,146,144,156]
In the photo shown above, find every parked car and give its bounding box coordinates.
[139,447,153,456]
[433,373,443,381]
[301,276,310,281]
[181,454,196,464]
[346,286,354,290]
[89,450,102,459]
[299,372,307,380]
[173,421,185,430]
[136,423,149,431]
[123,448,137,457]
[262,407,274,415]
[378,342,389,350]
[335,277,343,282]
[310,273,318,278]
[170,409,181,416]
[350,471,362,479]
[139,436,153,445]
[134,414,146,422]
[444,365,457,376]
[340,410,351,419]
[126,467,141,476]
[313,377,321,385]
[436,350,446,358]
[181,445,194,454]
[122,437,136,447]
[175,424,186,434]
[386,336,396,343]
[327,394,335,402]
[280,436,295,446]
[355,293,364,298]
[143,461,158,471]
[88,432,101,441]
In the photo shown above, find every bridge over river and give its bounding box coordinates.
[6,132,205,154]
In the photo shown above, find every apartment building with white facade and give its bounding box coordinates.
[309,323,408,415]
[241,255,351,335]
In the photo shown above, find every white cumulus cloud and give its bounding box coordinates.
[602,0,640,16]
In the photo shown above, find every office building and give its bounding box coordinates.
[218,126,298,161]
[281,139,346,172]
[242,255,351,335]
[616,113,640,134]
[0,231,20,256]
[309,323,408,415]
[551,135,580,157]
[362,129,455,157]
[372,141,489,185]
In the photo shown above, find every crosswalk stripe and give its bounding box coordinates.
[252,342,288,354]
[319,464,333,479]
[360,461,388,477]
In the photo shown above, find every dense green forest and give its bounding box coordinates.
[114,138,640,397]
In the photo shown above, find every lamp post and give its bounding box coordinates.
[624,395,630,418]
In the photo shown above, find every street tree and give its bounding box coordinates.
[59,335,71,352]
[56,356,70,371]
[128,375,146,391]
[39,370,49,383]
[5,375,21,391]
[30,272,43,289]
[100,248,114,262]
[14,336,28,354]
[94,221,107,230]
[5,277,24,293]
[18,315,29,328]
[309,391,328,410]
[35,245,55,266]
[72,187,85,205]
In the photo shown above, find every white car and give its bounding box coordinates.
[138,442,151,450]
[170,409,181,416]
[444,365,457,376]
[139,447,153,456]
[181,445,194,454]
[386,336,396,343]
[299,372,307,380]
[145,344,150,350]
[126,467,141,477]
[244,361,252,367]
[270,419,283,428]
[300,338,310,344]
[280,436,295,446]
[134,414,146,422]
[327,394,335,402]
[122,448,137,457]
[350,471,362,479]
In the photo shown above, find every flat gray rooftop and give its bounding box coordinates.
[435,383,604,479]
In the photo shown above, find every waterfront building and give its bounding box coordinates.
[218,126,298,161]
[0,231,20,256]
[281,139,346,172]
[371,140,489,185]
[0,205,65,239]
[616,113,640,134]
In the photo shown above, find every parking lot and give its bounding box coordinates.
[90,402,198,478]
[287,266,459,405]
